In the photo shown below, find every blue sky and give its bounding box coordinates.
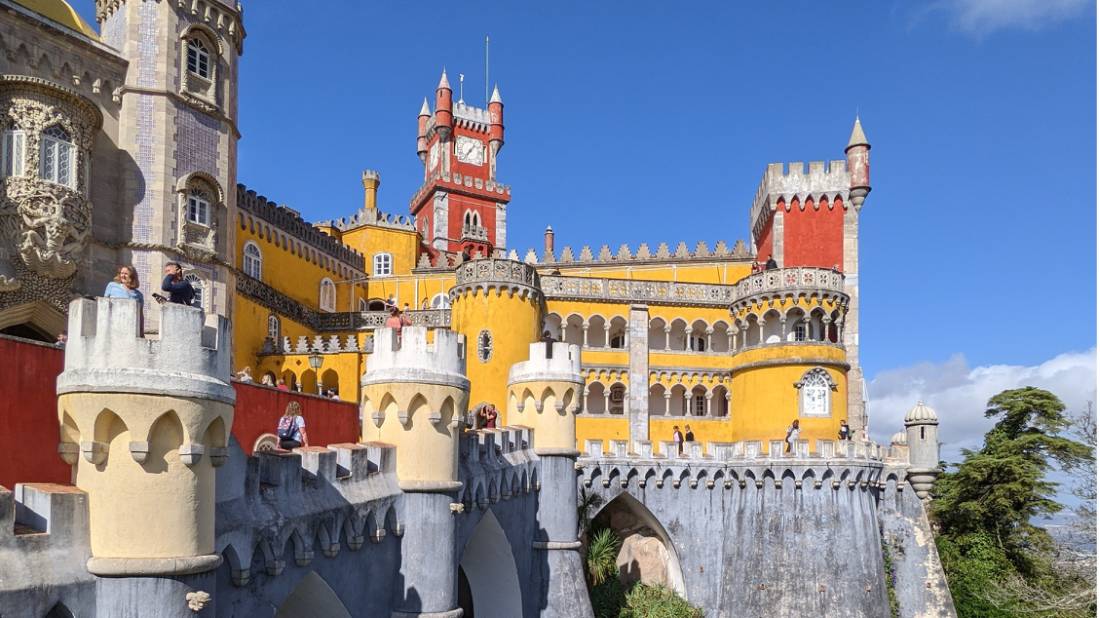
[76,1,1097,455]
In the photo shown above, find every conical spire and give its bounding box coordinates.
[847,116,869,149]
[419,98,431,116]
[437,69,451,90]
[489,84,503,104]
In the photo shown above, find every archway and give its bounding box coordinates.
[275,571,351,618]
[458,510,523,618]
[591,492,686,596]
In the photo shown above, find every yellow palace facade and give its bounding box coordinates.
[230,73,874,456]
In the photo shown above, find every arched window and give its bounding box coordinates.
[187,188,211,226]
[367,299,387,311]
[39,125,74,187]
[319,278,336,312]
[430,293,450,309]
[795,368,835,417]
[2,128,25,177]
[692,393,706,416]
[243,242,262,279]
[267,314,280,342]
[373,253,392,277]
[186,38,211,79]
[184,273,205,311]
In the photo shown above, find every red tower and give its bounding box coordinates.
[410,71,511,259]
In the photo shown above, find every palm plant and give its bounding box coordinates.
[586,528,620,587]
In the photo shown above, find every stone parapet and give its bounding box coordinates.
[750,160,851,243]
[508,342,582,384]
[731,267,845,305]
[57,298,234,404]
[450,258,540,301]
[214,442,402,586]
[237,184,365,270]
[456,427,539,510]
[518,239,752,267]
[361,327,468,389]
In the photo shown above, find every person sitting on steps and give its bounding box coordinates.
[276,401,309,450]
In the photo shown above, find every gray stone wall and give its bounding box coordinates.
[579,458,893,618]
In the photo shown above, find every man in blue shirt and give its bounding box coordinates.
[159,262,195,306]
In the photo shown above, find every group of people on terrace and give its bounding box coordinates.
[103,262,195,310]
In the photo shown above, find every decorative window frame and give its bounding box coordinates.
[476,329,493,363]
[179,26,222,107]
[319,278,336,313]
[39,125,75,188]
[184,272,207,312]
[373,253,393,277]
[2,129,26,178]
[793,367,837,418]
[175,172,223,256]
[267,314,281,342]
[243,241,263,279]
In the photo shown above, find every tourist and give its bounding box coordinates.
[275,401,308,450]
[672,425,684,455]
[104,265,144,307]
[261,374,275,387]
[236,366,253,382]
[384,306,413,346]
[55,331,67,348]
[479,403,498,429]
[838,419,851,441]
[765,256,778,270]
[541,330,556,358]
[158,262,195,306]
[785,419,800,454]
[684,424,695,443]
[276,378,289,391]
[329,390,340,400]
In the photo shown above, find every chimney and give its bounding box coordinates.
[544,225,554,259]
[362,170,381,218]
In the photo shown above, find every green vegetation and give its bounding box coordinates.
[583,527,701,618]
[619,584,703,618]
[931,387,1096,618]
[881,539,900,618]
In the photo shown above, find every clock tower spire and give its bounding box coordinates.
[411,71,511,258]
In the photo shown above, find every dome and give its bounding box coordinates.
[14,0,98,39]
[890,430,908,445]
[904,401,938,424]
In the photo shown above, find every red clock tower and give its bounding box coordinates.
[410,70,511,259]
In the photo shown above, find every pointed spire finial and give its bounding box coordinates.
[847,116,869,149]
[490,84,502,104]
[419,98,431,116]
[438,68,451,90]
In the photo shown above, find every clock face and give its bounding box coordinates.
[429,142,440,170]
[454,136,485,166]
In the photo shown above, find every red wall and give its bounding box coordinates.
[231,382,360,455]
[0,336,68,491]
[0,336,362,492]
[782,196,845,270]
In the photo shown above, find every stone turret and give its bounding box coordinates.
[507,341,594,617]
[508,341,583,455]
[57,297,234,615]
[361,326,468,617]
[904,401,940,499]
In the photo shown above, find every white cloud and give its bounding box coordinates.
[867,348,1097,464]
[928,0,1091,36]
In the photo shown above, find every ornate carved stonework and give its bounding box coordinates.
[0,77,99,310]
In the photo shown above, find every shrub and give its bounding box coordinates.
[619,584,702,618]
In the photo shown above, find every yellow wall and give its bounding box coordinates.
[546,261,752,285]
[451,289,540,419]
[729,343,848,453]
[339,224,420,277]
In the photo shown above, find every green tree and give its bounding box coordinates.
[932,387,1091,575]
[586,528,620,586]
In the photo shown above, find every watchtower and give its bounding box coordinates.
[57,297,233,615]
[904,401,940,499]
[361,326,469,617]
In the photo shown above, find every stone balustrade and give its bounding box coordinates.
[583,438,882,462]
[732,267,845,302]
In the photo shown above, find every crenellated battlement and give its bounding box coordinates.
[361,327,468,389]
[509,342,582,385]
[456,426,539,509]
[58,298,234,404]
[511,238,753,266]
[750,160,851,242]
[214,442,402,585]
